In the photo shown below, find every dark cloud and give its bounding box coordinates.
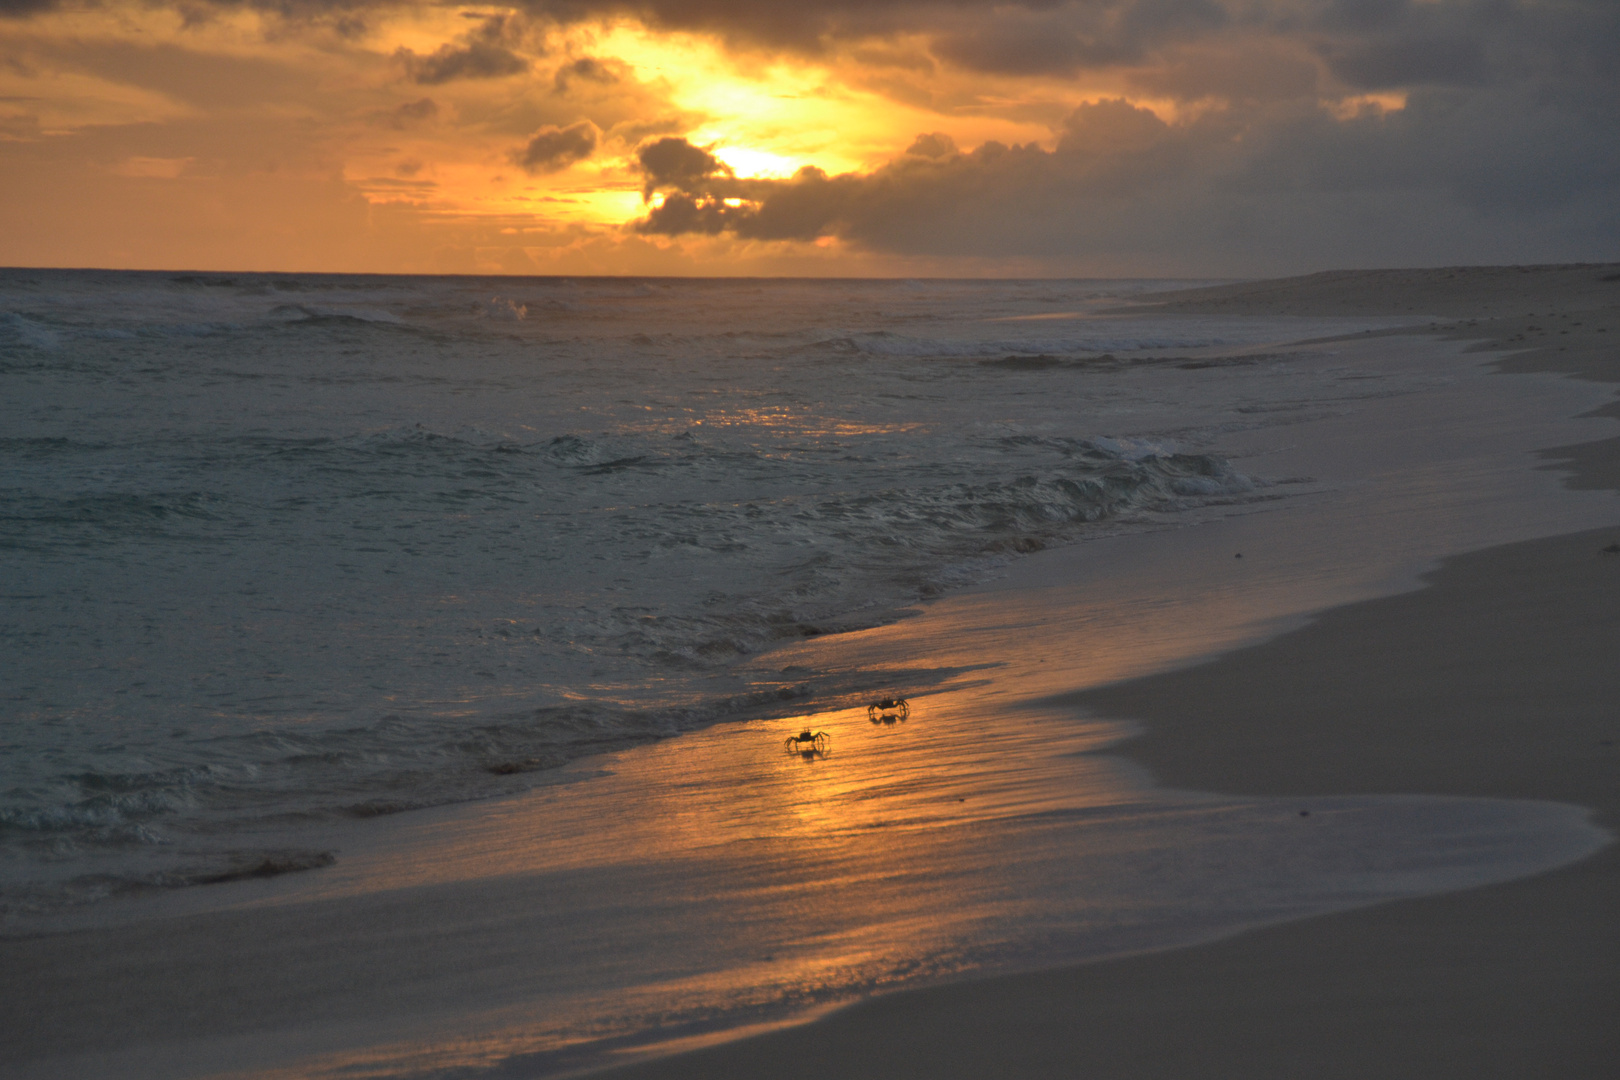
[637,193,732,235]
[927,0,1228,77]
[553,57,621,93]
[632,81,1620,270]
[1125,40,1322,103]
[514,120,599,172]
[2,0,386,22]
[10,0,1614,106]
[636,104,1180,243]
[0,0,58,16]
[1321,0,1412,33]
[726,168,864,240]
[386,97,439,127]
[549,0,1208,56]
[397,41,528,84]
[634,136,1021,242]
[1057,97,1169,154]
[931,10,1128,76]
[1121,0,1226,37]
[524,0,858,50]
[511,0,1620,106]
[637,136,731,197]
[395,13,530,85]
[905,132,958,158]
[1320,36,1488,89]
[636,162,864,240]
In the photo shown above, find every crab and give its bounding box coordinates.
[784,729,830,755]
[867,698,910,724]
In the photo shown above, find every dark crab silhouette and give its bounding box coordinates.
[867,698,910,724]
[784,729,830,755]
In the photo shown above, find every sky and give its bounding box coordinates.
[1,0,1616,276]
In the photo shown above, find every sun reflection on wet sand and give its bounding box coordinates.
[197,486,1608,1080]
[201,673,1179,1080]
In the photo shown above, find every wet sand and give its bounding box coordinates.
[594,264,1620,1079]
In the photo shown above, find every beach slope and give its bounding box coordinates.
[596,264,1620,1079]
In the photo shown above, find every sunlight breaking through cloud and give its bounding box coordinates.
[0,0,1615,273]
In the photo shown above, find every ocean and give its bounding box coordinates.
[2,270,1613,1078]
[0,270,1306,902]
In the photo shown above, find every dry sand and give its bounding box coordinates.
[594,264,1620,1079]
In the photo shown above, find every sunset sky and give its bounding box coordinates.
[2,0,1616,275]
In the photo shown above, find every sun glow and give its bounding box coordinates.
[0,2,1095,268]
[3,0,1529,276]
[587,22,911,177]
[710,146,803,179]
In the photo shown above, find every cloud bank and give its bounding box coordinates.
[0,0,1615,273]
[631,83,1618,269]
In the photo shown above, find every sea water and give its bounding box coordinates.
[0,269,1403,908]
[2,271,1616,1078]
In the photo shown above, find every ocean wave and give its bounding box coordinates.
[522,444,1261,671]
[0,684,818,889]
[805,330,1240,359]
[266,303,409,328]
[0,311,63,350]
[0,849,340,917]
[476,296,529,321]
[0,490,228,550]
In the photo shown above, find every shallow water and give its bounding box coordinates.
[165,712,1600,1080]
[17,498,1611,1079]
[1,271,1419,907]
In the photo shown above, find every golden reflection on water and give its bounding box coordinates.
[253,512,1399,1076]
[240,437,1599,1080]
[694,406,928,438]
[301,520,1312,906]
[212,484,1616,1080]
[243,669,1152,1077]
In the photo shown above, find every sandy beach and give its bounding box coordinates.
[588,265,1620,1079]
[4,265,1617,1080]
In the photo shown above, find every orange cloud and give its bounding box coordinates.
[0,0,1615,274]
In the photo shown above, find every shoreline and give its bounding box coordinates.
[4,266,1616,1079]
[587,264,1620,1079]
[586,525,1620,1080]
